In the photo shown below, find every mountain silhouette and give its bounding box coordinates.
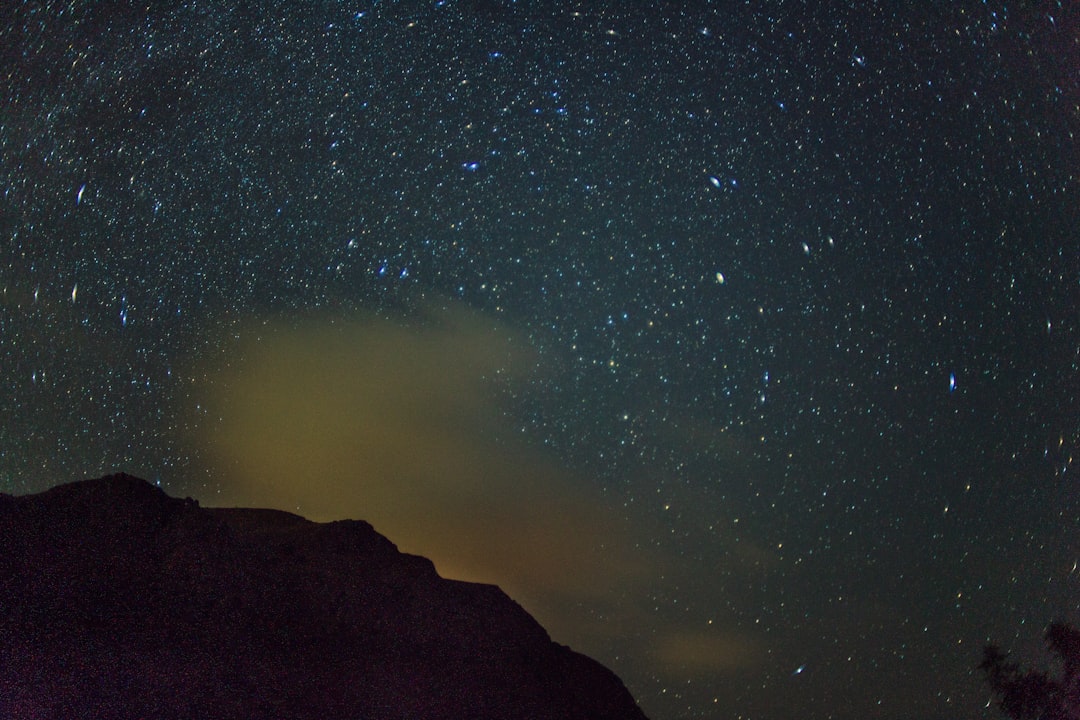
[0,473,649,720]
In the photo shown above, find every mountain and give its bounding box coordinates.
[0,473,649,720]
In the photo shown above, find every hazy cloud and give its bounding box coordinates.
[187,300,770,686]
[191,304,645,627]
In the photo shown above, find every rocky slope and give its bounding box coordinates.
[0,473,649,720]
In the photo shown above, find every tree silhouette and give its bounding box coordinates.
[981,622,1080,720]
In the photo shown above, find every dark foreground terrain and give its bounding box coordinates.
[0,474,649,720]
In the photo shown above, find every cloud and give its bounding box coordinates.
[184,300,779,713]
[654,629,767,675]
[188,301,647,636]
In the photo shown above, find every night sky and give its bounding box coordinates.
[2,2,1078,719]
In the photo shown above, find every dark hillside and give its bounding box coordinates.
[0,473,649,720]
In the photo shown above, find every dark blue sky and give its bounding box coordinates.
[2,2,1077,719]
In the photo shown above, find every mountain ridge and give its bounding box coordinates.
[0,473,650,720]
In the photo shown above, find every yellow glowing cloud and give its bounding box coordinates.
[189,302,645,635]
[185,300,776,711]
[654,629,767,676]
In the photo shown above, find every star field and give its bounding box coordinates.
[1,2,1078,719]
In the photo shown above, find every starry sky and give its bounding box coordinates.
[2,1,1078,719]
